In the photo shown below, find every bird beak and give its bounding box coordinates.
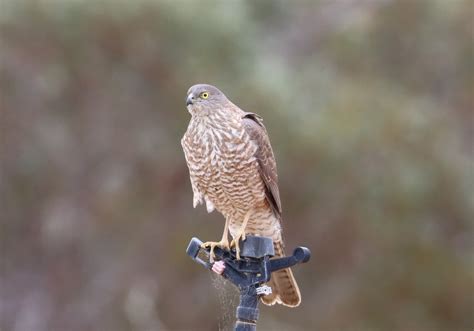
[186,94,194,106]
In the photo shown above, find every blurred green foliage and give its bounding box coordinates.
[1,0,473,330]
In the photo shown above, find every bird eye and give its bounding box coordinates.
[201,92,209,99]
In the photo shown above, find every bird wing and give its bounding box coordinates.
[181,136,204,208]
[242,112,282,218]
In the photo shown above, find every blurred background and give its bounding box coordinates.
[1,0,473,330]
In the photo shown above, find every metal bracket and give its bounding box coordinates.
[186,235,311,331]
[256,285,272,296]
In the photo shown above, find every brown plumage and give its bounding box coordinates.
[181,84,301,307]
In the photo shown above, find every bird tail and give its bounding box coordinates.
[260,240,301,307]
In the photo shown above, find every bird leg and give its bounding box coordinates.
[201,216,231,262]
[230,209,252,260]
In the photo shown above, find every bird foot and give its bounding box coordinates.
[201,239,230,262]
[230,232,246,260]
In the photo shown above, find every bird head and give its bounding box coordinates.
[186,84,229,115]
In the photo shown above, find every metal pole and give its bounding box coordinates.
[235,285,259,331]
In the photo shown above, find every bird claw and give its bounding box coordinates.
[201,240,230,262]
[230,232,246,260]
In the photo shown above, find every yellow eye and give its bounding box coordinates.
[201,92,209,99]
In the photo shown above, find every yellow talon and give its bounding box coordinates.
[231,209,252,260]
[201,239,230,262]
[202,216,232,262]
[230,232,246,260]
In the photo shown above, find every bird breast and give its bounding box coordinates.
[184,115,266,217]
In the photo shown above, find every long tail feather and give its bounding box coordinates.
[260,241,301,307]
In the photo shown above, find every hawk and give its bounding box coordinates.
[181,84,301,307]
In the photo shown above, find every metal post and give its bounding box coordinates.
[235,285,259,331]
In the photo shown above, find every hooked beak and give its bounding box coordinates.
[186,94,194,106]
